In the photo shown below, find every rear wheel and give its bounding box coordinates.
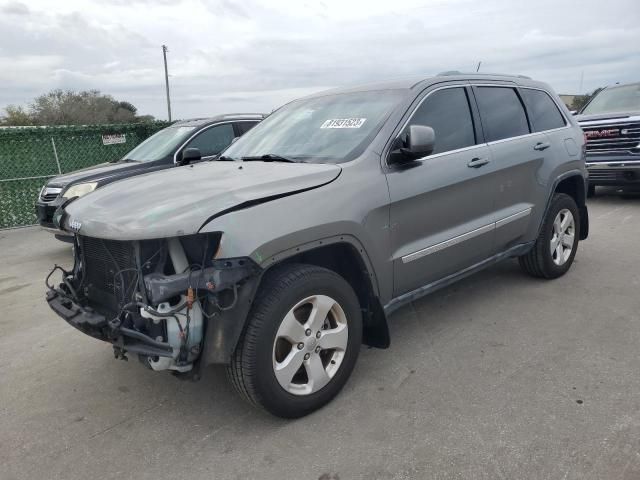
[227,264,362,418]
[519,193,580,279]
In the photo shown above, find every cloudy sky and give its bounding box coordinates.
[1,0,639,120]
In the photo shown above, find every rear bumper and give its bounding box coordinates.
[586,159,640,185]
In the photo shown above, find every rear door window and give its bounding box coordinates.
[521,88,566,132]
[406,87,476,155]
[475,87,530,142]
[184,123,235,157]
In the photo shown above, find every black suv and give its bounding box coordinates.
[36,114,265,239]
[575,82,640,195]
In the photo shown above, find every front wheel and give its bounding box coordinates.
[227,264,362,418]
[519,193,580,279]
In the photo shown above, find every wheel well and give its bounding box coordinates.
[555,175,585,207]
[554,174,589,240]
[269,243,390,348]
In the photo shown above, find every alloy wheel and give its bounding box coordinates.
[272,294,348,396]
[550,208,575,266]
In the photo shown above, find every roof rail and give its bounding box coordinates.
[177,114,266,124]
[436,71,531,80]
[218,113,267,119]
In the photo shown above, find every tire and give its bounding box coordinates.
[587,183,596,198]
[519,193,580,279]
[227,264,362,418]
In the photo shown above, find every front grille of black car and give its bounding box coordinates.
[79,236,138,317]
[582,120,640,156]
[41,193,59,202]
[40,187,62,202]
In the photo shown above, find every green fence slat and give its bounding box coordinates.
[0,122,170,229]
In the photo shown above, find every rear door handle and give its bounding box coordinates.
[534,142,551,151]
[467,157,490,168]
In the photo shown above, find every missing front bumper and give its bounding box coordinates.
[45,252,262,370]
[46,288,174,358]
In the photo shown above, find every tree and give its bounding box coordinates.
[1,105,34,126]
[0,89,154,126]
[571,87,603,112]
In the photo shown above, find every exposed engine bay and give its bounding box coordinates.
[46,233,259,374]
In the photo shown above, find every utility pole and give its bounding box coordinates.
[162,45,172,122]
[476,61,482,72]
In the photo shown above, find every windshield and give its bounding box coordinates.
[582,84,640,115]
[222,90,407,163]
[123,126,196,161]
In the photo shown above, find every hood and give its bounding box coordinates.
[64,161,341,240]
[576,111,640,124]
[47,161,151,189]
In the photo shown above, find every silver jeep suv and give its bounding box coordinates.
[46,73,588,418]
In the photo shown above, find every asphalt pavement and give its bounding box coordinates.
[1,188,639,479]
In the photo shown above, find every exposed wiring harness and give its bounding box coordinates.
[46,264,81,303]
[55,237,243,364]
[46,264,67,291]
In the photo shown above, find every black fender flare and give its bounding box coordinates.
[540,170,589,241]
[258,235,390,349]
[199,234,390,369]
[259,234,382,297]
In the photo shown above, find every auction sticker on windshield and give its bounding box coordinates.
[320,118,366,129]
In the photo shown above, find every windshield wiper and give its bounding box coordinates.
[241,154,297,163]
[217,155,236,161]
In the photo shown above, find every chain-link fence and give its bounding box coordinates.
[0,122,170,229]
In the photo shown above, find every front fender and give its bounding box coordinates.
[198,168,393,304]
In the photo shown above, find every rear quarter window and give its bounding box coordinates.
[521,88,566,132]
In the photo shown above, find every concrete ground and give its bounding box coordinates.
[1,189,639,480]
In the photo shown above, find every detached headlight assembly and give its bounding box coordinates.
[62,182,97,199]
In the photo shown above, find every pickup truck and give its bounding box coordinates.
[575,82,640,195]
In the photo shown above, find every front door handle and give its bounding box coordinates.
[467,157,490,168]
[534,142,551,151]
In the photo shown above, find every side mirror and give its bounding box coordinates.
[391,125,436,163]
[570,110,578,116]
[180,147,202,165]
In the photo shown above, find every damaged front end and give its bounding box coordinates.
[46,233,260,375]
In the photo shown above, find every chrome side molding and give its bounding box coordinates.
[402,207,532,264]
